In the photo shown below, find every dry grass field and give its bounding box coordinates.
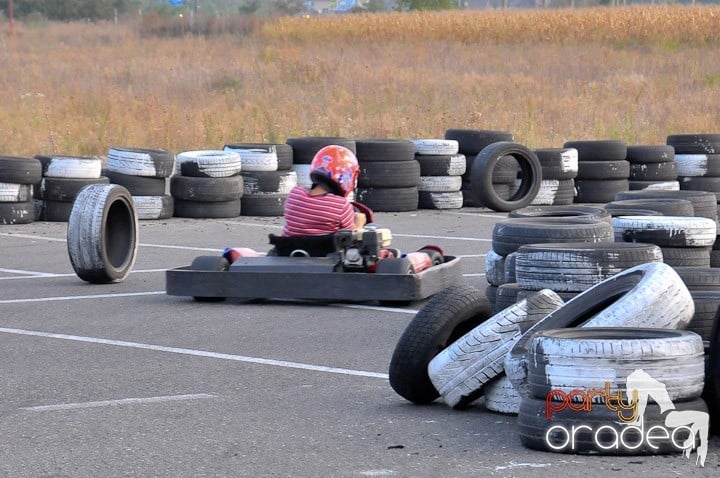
[0,5,718,157]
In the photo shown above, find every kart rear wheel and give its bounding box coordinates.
[375,257,414,275]
[190,256,229,302]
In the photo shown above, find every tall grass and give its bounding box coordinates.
[0,6,718,158]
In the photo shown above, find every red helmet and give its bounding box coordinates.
[309,145,359,197]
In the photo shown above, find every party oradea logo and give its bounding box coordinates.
[543,369,709,467]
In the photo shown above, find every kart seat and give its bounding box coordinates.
[268,233,338,257]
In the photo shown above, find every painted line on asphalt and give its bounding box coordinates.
[0,232,222,252]
[0,291,166,304]
[463,273,486,277]
[21,393,217,412]
[451,211,508,219]
[0,327,389,380]
[0,269,168,281]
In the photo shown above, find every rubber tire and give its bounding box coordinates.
[0,201,34,224]
[417,191,463,210]
[674,154,720,177]
[107,147,175,178]
[132,195,174,220]
[629,161,678,181]
[628,180,680,191]
[575,179,630,203]
[470,142,542,212]
[173,199,242,218]
[615,190,718,222]
[674,267,720,291]
[41,200,74,222]
[241,171,297,195]
[688,291,720,341]
[661,246,712,267]
[67,184,138,283]
[0,156,42,184]
[285,137,356,164]
[36,177,110,202]
[443,129,514,155]
[170,176,244,202]
[509,205,611,223]
[604,198,694,217]
[358,160,421,188]
[416,154,466,176]
[388,284,493,404]
[105,170,167,196]
[667,134,720,155]
[355,139,416,162]
[355,187,418,212]
[626,145,675,164]
[190,256,229,302]
[224,143,293,171]
[533,148,579,180]
[562,140,628,161]
[492,217,614,256]
[705,306,720,433]
[576,160,630,180]
[613,216,717,247]
[176,150,243,177]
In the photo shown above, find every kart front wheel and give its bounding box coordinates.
[190,256,229,302]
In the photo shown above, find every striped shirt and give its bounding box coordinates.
[282,186,355,236]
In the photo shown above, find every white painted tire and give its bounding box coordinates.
[291,164,313,189]
[505,262,695,394]
[428,289,565,409]
[175,150,242,178]
[484,250,506,286]
[108,147,176,178]
[530,180,561,205]
[639,180,680,190]
[418,175,462,192]
[42,156,102,179]
[0,182,32,202]
[412,139,459,155]
[484,375,521,414]
[613,216,717,247]
[224,146,278,172]
[527,328,705,402]
[67,184,138,283]
[132,195,174,220]
[675,154,720,177]
[417,191,463,209]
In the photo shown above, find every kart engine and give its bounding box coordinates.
[333,226,392,271]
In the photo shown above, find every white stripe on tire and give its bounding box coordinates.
[418,175,462,192]
[44,156,102,179]
[224,146,278,172]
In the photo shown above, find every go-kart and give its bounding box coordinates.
[165,224,462,304]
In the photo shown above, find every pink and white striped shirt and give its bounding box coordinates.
[282,186,355,237]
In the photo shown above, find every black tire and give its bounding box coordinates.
[550,179,577,205]
[0,184,32,202]
[629,161,678,181]
[105,170,167,196]
[661,246,712,267]
[416,154,466,176]
[443,129,514,155]
[170,176,243,202]
[667,134,720,155]
[354,139,416,162]
[492,217,614,256]
[509,205,611,224]
[625,145,675,164]
[604,198,694,217]
[576,160,630,180]
[285,137,356,164]
[133,195,174,220]
[675,153,720,177]
[493,282,520,313]
[605,208,663,217]
[224,143,293,171]
[355,187,418,212]
[688,291,720,341]
[417,191,463,210]
[358,160,421,188]
[575,179,630,203]
[615,189,718,221]
[519,393,708,455]
[491,183,510,201]
[0,156,42,184]
[675,267,720,291]
[628,180,680,190]
[470,142,542,212]
[173,199,242,218]
[680,176,720,192]
[562,140,628,161]
[36,177,110,202]
[190,256,229,302]
[388,284,493,404]
[705,305,720,433]
[41,200,74,222]
[491,155,519,183]
[240,193,286,216]
[67,184,138,283]
[0,201,34,224]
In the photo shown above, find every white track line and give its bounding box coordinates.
[451,211,508,219]
[0,269,168,281]
[21,393,217,412]
[0,233,221,252]
[0,291,165,304]
[0,327,389,379]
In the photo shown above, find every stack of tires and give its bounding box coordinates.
[614,189,718,267]
[626,145,679,191]
[413,139,464,210]
[224,143,295,216]
[527,148,578,206]
[0,156,41,224]
[564,140,629,204]
[286,136,356,193]
[171,150,243,218]
[354,139,419,212]
[443,129,514,207]
[484,206,615,312]
[34,155,108,222]
[106,147,175,220]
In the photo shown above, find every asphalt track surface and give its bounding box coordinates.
[1,207,718,477]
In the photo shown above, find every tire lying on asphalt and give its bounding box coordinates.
[67,184,138,283]
[504,262,695,394]
[388,284,493,404]
[604,198,694,217]
[428,289,564,409]
[0,201,34,225]
[470,142,542,212]
[526,328,705,403]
